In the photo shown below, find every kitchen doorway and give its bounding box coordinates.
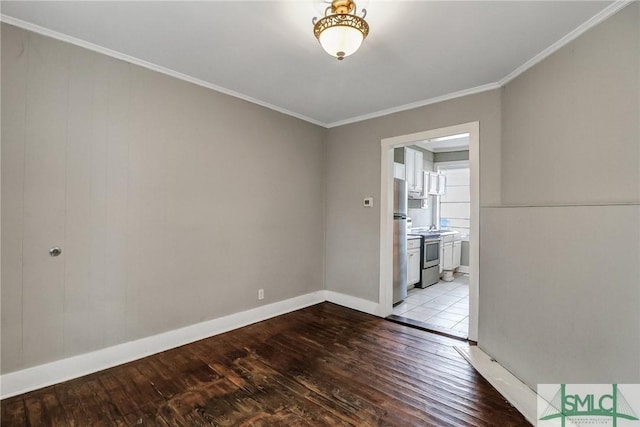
[379,122,479,341]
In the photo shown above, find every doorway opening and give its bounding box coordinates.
[379,122,479,341]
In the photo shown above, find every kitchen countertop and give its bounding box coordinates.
[409,229,460,239]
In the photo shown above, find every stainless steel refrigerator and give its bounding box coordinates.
[393,178,408,304]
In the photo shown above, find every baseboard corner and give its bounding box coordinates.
[454,346,537,425]
[321,290,381,317]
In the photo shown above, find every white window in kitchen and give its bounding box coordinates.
[436,162,470,238]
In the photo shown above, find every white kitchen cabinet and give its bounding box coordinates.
[393,162,405,180]
[407,248,421,286]
[407,238,421,287]
[404,148,423,194]
[442,241,454,270]
[405,149,415,189]
[453,240,462,269]
[440,233,462,273]
[428,172,438,195]
[413,150,423,193]
[427,172,447,195]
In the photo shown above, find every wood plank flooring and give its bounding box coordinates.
[1,303,530,426]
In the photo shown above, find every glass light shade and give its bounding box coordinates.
[318,25,364,59]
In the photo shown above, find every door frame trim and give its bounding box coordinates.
[379,121,480,341]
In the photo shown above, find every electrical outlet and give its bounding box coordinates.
[258,289,264,300]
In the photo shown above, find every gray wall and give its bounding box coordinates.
[325,90,502,302]
[325,2,639,389]
[479,3,640,386]
[394,146,434,165]
[1,24,326,373]
[501,5,639,207]
[481,206,640,385]
[433,150,469,163]
[420,147,435,173]
[393,147,404,163]
[2,2,638,392]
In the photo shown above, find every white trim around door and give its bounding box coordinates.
[379,122,480,341]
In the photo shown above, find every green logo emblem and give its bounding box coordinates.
[539,384,639,427]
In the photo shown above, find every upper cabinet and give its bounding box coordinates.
[404,148,423,195]
[394,147,434,198]
[427,172,446,195]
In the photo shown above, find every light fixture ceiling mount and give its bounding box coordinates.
[313,0,369,61]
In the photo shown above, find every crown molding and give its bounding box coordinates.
[330,0,634,128]
[498,0,634,86]
[1,0,632,130]
[0,14,326,128]
[325,82,501,128]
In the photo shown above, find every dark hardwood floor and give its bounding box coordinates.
[1,302,530,426]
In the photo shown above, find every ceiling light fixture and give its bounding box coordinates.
[313,0,369,61]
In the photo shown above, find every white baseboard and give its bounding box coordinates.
[322,290,381,316]
[0,290,383,399]
[0,291,325,399]
[455,346,537,425]
[458,265,470,274]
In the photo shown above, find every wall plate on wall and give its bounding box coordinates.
[364,197,373,207]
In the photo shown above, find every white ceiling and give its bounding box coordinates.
[1,1,616,127]
[416,134,470,153]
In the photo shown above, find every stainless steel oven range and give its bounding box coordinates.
[417,235,440,288]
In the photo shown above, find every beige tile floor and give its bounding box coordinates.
[393,273,469,335]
